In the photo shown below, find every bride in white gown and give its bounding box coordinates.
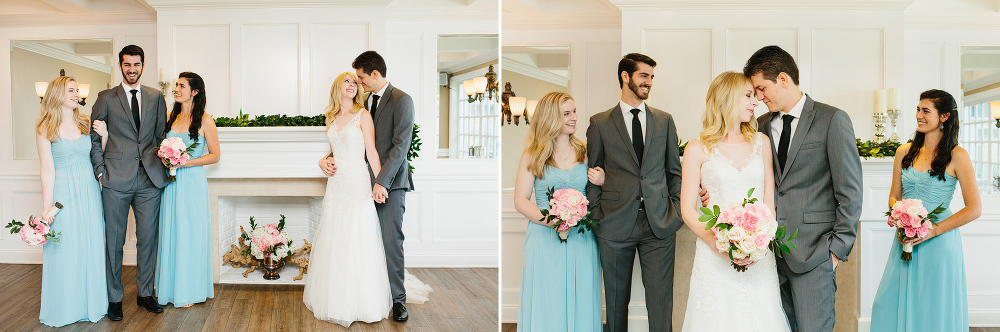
[677,71,791,332]
[303,72,398,326]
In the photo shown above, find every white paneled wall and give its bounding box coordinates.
[0,3,499,269]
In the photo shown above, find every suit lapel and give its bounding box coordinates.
[373,83,393,124]
[610,105,640,167]
[116,86,138,133]
[140,87,157,136]
[640,105,654,167]
[781,95,816,176]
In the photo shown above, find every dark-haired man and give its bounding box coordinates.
[89,44,168,321]
[721,45,862,332]
[346,50,415,322]
[586,53,684,332]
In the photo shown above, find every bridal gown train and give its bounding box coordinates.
[681,133,791,332]
[303,112,392,327]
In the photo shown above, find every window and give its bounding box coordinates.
[449,71,499,159]
[960,101,1000,192]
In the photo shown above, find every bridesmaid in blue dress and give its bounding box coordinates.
[153,72,220,308]
[35,76,108,327]
[513,92,604,332]
[871,89,981,332]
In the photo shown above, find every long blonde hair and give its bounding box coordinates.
[324,72,366,123]
[524,92,586,179]
[700,71,757,153]
[36,76,89,142]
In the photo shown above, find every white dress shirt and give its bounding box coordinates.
[367,81,390,111]
[121,82,143,123]
[619,100,647,143]
[770,93,807,142]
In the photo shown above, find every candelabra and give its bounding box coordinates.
[873,113,887,143]
[159,81,171,97]
[886,109,900,142]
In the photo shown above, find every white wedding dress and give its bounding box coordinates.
[681,132,791,332]
[303,112,392,327]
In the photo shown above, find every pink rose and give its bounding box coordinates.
[717,209,734,226]
[742,212,760,232]
[754,234,770,249]
[904,227,917,238]
[898,213,913,228]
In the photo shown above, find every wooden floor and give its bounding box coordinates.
[503,324,1000,331]
[0,264,497,332]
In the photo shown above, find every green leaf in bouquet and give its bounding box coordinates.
[698,214,714,222]
[700,207,713,216]
[716,223,732,230]
[788,228,798,240]
[780,243,790,254]
[788,242,797,250]
[706,219,717,230]
[278,214,286,231]
[713,205,721,216]
[747,188,755,198]
[775,225,786,239]
[249,216,257,230]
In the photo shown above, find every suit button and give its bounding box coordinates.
[135,157,140,160]
[636,196,641,201]
[778,192,784,196]
[640,176,645,180]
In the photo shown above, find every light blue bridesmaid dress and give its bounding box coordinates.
[39,135,108,327]
[517,164,602,332]
[871,167,968,331]
[155,130,214,307]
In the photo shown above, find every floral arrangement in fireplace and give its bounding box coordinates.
[242,215,293,261]
[222,214,312,281]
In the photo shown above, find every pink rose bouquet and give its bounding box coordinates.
[155,137,200,182]
[5,202,63,247]
[538,187,600,243]
[241,215,294,261]
[884,199,945,261]
[699,188,797,272]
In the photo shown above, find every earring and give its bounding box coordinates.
[939,125,944,130]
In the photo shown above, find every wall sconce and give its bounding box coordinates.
[35,82,48,101]
[501,82,514,126]
[526,100,538,120]
[159,68,172,97]
[465,64,499,103]
[36,69,88,105]
[509,97,526,125]
[991,101,999,128]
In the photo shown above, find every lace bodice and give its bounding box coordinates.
[700,132,766,207]
[326,112,371,193]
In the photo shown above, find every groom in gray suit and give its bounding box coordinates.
[586,53,684,332]
[90,45,168,321]
[744,45,863,332]
[353,51,415,322]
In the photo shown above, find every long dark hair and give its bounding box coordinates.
[166,72,207,141]
[901,89,959,181]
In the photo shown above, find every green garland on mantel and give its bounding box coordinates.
[676,138,904,159]
[214,111,422,172]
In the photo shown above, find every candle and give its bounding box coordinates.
[159,68,164,79]
[874,89,887,114]
[886,88,899,110]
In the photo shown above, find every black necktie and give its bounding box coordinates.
[370,94,381,117]
[630,108,644,164]
[130,89,140,131]
[777,114,794,170]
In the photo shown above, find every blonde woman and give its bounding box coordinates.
[513,92,604,331]
[303,72,392,326]
[35,76,108,327]
[677,71,789,331]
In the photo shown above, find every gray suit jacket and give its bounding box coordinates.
[758,94,862,273]
[367,83,414,191]
[586,104,684,241]
[90,85,168,191]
